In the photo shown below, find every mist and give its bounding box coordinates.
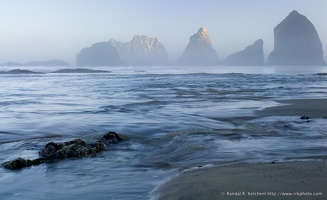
[0,0,326,65]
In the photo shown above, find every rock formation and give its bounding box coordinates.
[0,61,23,66]
[24,59,70,66]
[109,35,168,66]
[52,68,110,73]
[0,69,45,74]
[267,10,326,66]
[223,39,264,66]
[177,26,218,66]
[76,42,124,66]
[2,131,124,170]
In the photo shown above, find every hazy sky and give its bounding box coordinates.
[1,0,326,65]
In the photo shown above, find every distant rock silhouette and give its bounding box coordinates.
[177,27,218,66]
[109,35,168,66]
[52,68,110,73]
[0,61,23,66]
[223,39,264,66]
[24,59,70,66]
[76,42,124,66]
[0,69,44,74]
[267,10,326,66]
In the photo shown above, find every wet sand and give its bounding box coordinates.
[151,161,327,200]
[151,99,327,200]
[256,99,327,118]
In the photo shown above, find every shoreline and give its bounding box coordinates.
[151,160,327,200]
[256,98,327,118]
[151,98,327,199]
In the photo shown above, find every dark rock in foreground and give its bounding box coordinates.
[0,69,44,74]
[223,39,264,66]
[2,131,124,170]
[1,158,46,170]
[40,131,123,159]
[267,10,326,66]
[52,68,111,73]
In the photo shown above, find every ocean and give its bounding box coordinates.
[0,65,327,199]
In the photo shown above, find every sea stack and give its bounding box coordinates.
[76,42,123,66]
[0,61,24,66]
[267,10,325,66]
[177,26,218,66]
[223,39,264,66]
[109,35,168,66]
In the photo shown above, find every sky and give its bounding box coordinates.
[1,0,326,65]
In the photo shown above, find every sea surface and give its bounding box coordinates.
[0,65,327,200]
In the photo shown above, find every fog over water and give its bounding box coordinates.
[0,66,327,199]
[0,0,327,64]
[1,2,327,199]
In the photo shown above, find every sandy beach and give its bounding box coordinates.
[256,99,327,118]
[151,98,327,200]
[151,161,326,200]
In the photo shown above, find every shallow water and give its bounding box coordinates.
[0,66,327,199]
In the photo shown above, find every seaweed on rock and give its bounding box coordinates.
[2,131,124,170]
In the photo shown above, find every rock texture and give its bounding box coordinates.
[267,10,325,66]
[109,35,168,66]
[177,27,218,65]
[2,131,124,170]
[223,39,264,66]
[76,42,124,66]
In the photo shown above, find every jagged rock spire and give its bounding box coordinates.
[177,26,218,66]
